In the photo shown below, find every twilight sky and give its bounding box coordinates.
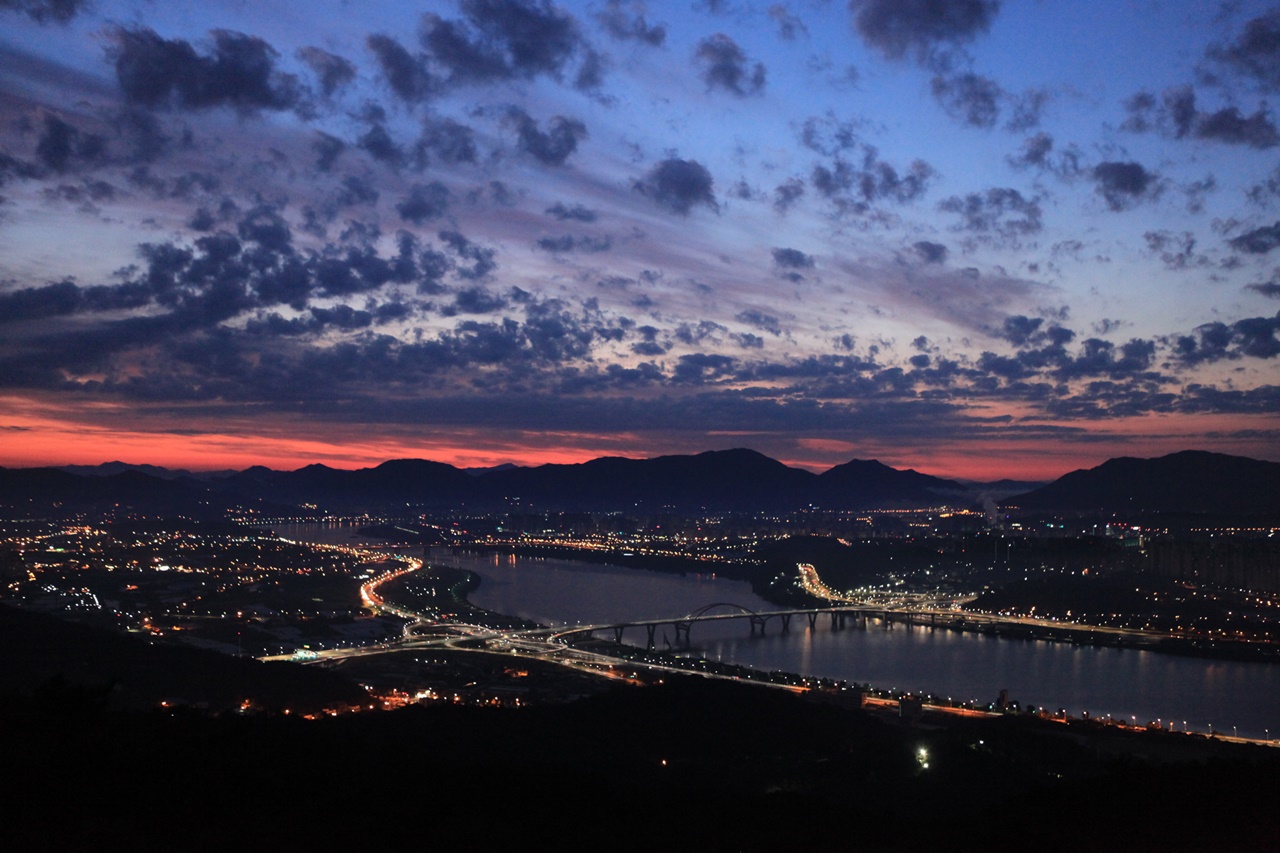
[1,0,1279,480]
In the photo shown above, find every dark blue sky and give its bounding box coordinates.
[1,1,1278,478]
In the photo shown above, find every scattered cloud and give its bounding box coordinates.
[0,0,87,25]
[694,34,766,96]
[597,1,666,46]
[850,0,1001,63]
[506,108,588,166]
[109,28,302,112]
[633,158,718,215]
[940,187,1042,242]
[931,72,1001,128]
[1092,161,1162,211]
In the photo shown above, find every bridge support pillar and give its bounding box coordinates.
[673,621,691,650]
[613,626,624,644]
[646,624,657,649]
[749,615,768,636]
[780,614,791,634]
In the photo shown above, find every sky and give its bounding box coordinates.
[1,0,1279,480]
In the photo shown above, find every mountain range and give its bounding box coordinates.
[0,448,1276,518]
[1004,450,1280,515]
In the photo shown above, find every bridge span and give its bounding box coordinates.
[547,603,928,650]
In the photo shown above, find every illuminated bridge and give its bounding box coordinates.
[548,603,894,650]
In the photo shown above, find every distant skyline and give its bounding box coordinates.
[1,1,1279,481]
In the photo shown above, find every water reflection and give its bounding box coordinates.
[441,547,1280,738]
[273,527,1280,739]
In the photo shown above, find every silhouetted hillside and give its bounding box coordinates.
[0,604,365,712]
[816,457,965,505]
[2,449,973,514]
[3,673,1277,850]
[1006,451,1280,515]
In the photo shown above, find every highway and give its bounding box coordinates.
[267,558,1153,676]
[264,558,820,691]
[797,562,1169,644]
[255,557,1280,745]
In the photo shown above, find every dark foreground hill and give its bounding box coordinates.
[2,670,1277,851]
[0,604,364,713]
[1006,450,1280,515]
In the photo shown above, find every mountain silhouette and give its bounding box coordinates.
[1005,450,1280,514]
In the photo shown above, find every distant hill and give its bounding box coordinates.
[234,448,967,512]
[2,449,973,515]
[816,458,966,506]
[222,458,476,508]
[13,448,1280,518]
[0,467,240,517]
[956,479,1050,501]
[1004,450,1280,515]
[479,448,815,511]
[58,462,240,480]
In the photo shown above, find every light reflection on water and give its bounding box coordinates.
[274,526,1280,739]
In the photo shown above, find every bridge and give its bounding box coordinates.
[547,603,897,650]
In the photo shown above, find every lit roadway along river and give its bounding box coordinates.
[264,557,819,691]
[267,558,1082,711]
[798,563,1158,643]
[259,549,1280,742]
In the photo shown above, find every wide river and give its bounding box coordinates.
[276,523,1280,739]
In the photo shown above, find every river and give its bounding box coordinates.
[273,523,1280,739]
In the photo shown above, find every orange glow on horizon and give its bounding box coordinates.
[2,399,1278,482]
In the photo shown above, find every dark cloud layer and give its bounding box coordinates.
[1229,222,1280,254]
[418,117,478,165]
[1247,277,1280,298]
[546,202,598,222]
[940,187,1041,242]
[634,158,718,215]
[296,47,356,98]
[772,247,815,269]
[1092,161,1160,211]
[396,182,451,224]
[110,28,301,112]
[810,146,934,217]
[597,1,666,46]
[367,34,434,102]
[0,0,86,24]
[420,0,593,88]
[694,34,766,96]
[1207,10,1280,93]
[1125,87,1279,148]
[913,241,948,264]
[535,234,612,254]
[850,0,1001,62]
[1172,312,1280,363]
[34,114,106,172]
[931,72,1001,128]
[507,108,587,166]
